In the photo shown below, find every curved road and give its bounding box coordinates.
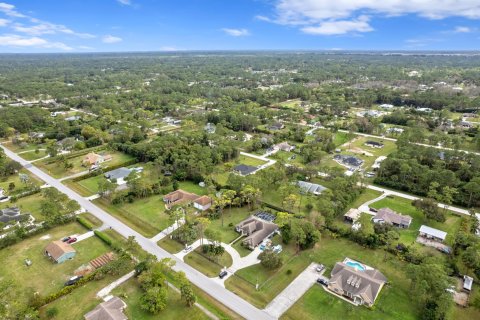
[1,144,274,320]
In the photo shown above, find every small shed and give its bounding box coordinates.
[419,225,447,243]
[463,275,473,292]
[45,240,76,263]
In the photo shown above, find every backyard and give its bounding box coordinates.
[0,222,110,296]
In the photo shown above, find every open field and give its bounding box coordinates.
[0,222,110,296]
[18,149,48,161]
[2,141,44,153]
[36,150,135,178]
[0,169,41,195]
[64,174,104,196]
[158,237,186,253]
[185,247,233,278]
[237,154,268,167]
[349,188,383,209]
[93,195,168,238]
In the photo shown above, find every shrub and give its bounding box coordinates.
[46,307,58,319]
[286,269,292,275]
[76,216,93,230]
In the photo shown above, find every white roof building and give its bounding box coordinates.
[419,225,447,242]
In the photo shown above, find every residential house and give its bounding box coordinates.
[275,141,295,152]
[334,155,364,168]
[104,167,143,185]
[65,115,81,121]
[233,164,258,176]
[83,152,113,167]
[163,189,200,208]
[364,140,384,148]
[379,104,394,109]
[372,208,412,228]
[419,225,447,243]
[0,207,32,225]
[45,240,76,263]
[269,122,284,131]
[387,127,404,134]
[372,156,387,171]
[236,216,278,250]
[193,195,213,211]
[297,181,326,195]
[459,121,473,129]
[84,296,127,320]
[327,261,387,307]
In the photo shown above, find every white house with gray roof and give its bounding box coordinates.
[297,181,326,195]
[419,225,447,242]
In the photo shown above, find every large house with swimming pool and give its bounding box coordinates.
[327,258,387,307]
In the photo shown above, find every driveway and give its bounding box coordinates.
[264,263,320,318]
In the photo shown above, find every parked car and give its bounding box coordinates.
[61,236,71,242]
[317,278,328,286]
[64,275,83,286]
[184,245,193,253]
[219,270,228,279]
[316,264,325,272]
[66,237,77,244]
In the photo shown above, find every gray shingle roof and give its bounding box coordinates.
[234,164,257,176]
[104,167,131,180]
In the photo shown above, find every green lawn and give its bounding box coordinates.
[369,196,463,245]
[349,188,383,209]
[0,193,44,222]
[37,150,135,178]
[237,154,267,167]
[346,136,397,169]
[178,181,208,195]
[232,238,252,257]
[185,247,233,278]
[0,222,110,296]
[19,149,48,161]
[2,141,43,153]
[333,131,355,147]
[93,195,169,238]
[0,170,41,195]
[77,212,103,228]
[158,237,186,254]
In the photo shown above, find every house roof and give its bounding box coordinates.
[329,262,387,305]
[276,142,294,151]
[344,208,361,221]
[0,207,31,223]
[334,155,363,167]
[269,122,284,130]
[297,181,326,195]
[163,189,200,206]
[194,195,212,206]
[104,167,131,180]
[419,225,447,240]
[84,296,127,320]
[233,164,258,176]
[45,240,76,261]
[374,208,412,226]
[236,216,278,247]
[365,140,384,147]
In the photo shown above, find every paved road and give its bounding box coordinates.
[365,184,477,216]
[1,144,274,320]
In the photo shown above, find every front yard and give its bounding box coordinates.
[185,247,233,278]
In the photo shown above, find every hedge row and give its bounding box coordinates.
[71,158,138,182]
[10,187,41,201]
[41,272,96,305]
[94,230,113,246]
[76,216,93,230]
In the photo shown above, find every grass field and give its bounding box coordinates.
[185,247,233,278]
[37,150,135,178]
[341,136,397,169]
[369,196,463,245]
[237,154,267,167]
[93,195,169,238]
[2,141,43,153]
[0,170,41,195]
[349,188,382,209]
[158,237,186,253]
[0,222,110,296]
[18,149,48,161]
[333,131,355,147]
[77,212,103,228]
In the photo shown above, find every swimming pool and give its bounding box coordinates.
[346,261,366,271]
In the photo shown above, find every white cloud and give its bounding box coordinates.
[13,22,95,38]
[0,2,25,18]
[222,28,250,37]
[0,34,72,50]
[261,0,480,35]
[102,35,122,43]
[0,18,9,26]
[159,46,179,51]
[454,26,472,33]
[255,15,272,22]
[117,0,132,5]
[301,16,373,35]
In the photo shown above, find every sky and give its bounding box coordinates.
[0,0,480,52]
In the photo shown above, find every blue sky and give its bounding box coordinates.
[0,0,479,52]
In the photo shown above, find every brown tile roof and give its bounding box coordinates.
[45,240,76,261]
[194,195,212,206]
[163,189,200,207]
[84,296,127,320]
